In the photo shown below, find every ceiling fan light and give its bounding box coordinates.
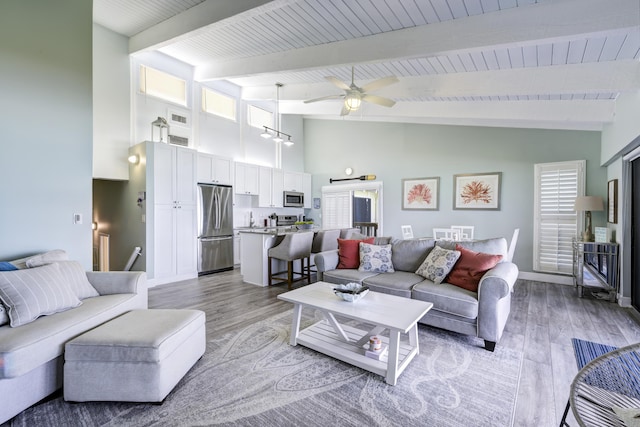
[344,93,361,111]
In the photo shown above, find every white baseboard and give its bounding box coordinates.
[618,296,632,307]
[518,271,573,285]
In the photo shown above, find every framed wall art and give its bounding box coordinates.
[402,177,439,210]
[608,179,618,224]
[454,172,501,210]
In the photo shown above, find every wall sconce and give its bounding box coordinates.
[128,154,140,164]
[151,117,169,143]
[92,222,98,231]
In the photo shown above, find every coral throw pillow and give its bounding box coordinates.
[446,244,503,292]
[337,237,375,269]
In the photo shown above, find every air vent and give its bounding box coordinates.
[170,113,187,125]
[169,135,189,147]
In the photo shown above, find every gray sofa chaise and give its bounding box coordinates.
[314,237,518,352]
[0,264,147,424]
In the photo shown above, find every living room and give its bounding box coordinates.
[2,1,640,426]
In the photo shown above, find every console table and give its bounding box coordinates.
[572,239,619,301]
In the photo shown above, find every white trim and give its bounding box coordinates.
[518,271,573,285]
[321,181,384,235]
[623,145,640,162]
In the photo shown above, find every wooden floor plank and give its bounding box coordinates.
[146,268,640,427]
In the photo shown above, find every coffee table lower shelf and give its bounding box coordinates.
[296,320,418,384]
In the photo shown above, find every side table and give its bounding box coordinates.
[572,239,619,301]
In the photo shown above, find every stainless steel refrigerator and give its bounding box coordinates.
[197,183,234,275]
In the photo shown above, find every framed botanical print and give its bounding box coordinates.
[402,177,439,210]
[608,179,618,223]
[454,172,501,210]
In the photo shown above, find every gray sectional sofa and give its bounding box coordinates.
[0,268,147,424]
[314,237,518,351]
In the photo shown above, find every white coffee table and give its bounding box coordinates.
[277,281,433,385]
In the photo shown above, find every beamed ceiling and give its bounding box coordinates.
[93,0,640,131]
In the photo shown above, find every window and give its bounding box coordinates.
[202,87,236,121]
[139,65,187,106]
[247,105,273,129]
[322,191,353,230]
[321,182,384,233]
[534,160,585,274]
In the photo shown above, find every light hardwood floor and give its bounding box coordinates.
[149,269,640,427]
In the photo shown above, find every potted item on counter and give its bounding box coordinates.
[295,220,314,230]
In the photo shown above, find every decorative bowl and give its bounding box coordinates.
[333,283,369,302]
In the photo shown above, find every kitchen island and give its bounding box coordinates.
[239,227,317,286]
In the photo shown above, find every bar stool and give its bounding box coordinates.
[310,229,341,272]
[268,231,314,290]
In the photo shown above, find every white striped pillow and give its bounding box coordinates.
[0,263,81,327]
[55,261,99,299]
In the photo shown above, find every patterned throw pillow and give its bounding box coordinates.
[415,245,461,284]
[358,243,395,273]
[0,263,82,327]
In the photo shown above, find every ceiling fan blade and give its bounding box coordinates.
[325,76,351,91]
[362,94,396,108]
[340,104,351,116]
[303,94,343,104]
[360,76,399,93]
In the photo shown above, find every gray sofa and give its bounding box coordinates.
[0,270,147,424]
[314,237,518,351]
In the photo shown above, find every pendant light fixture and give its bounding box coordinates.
[261,83,294,146]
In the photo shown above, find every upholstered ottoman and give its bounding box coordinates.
[63,309,205,403]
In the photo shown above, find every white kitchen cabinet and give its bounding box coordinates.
[234,162,259,195]
[142,141,197,285]
[303,173,312,209]
[283,171,304,192]
[233,229,241,265]
[196,153,232,185]
[258,166,284,208]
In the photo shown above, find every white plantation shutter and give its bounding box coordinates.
[322,191,352,230]
[534,160,585,274]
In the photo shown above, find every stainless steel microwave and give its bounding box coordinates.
[283,191,304,207]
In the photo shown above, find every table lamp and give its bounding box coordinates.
[573,196,604,242]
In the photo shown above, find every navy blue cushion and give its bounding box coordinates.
[0,262,18,271]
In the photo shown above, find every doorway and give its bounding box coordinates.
[631,158,639,310]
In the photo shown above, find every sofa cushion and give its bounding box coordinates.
[362,272,425,298]
[337,238,375,269]
[412,280,479,319]
[358,243,394,273]
[415,245,461,284]
[0,263,82,327]
[322,269,379,285]
[436,238,508,261]
[446,245,503,292]
[56,261,99,300]
[391,238,435,272]
[0,293,142,379]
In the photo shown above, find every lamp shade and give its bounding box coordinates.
[574,196,604,212]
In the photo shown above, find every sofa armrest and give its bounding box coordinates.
[314,250,339,278]
[476,262,519,345]
[86,271,147,297]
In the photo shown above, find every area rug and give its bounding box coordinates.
[11,311,522,426]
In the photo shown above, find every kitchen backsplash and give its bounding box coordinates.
[233,194,305,228]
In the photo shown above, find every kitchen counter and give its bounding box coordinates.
[239,227,317,286]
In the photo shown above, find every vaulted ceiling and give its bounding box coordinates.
[93,0,640,131]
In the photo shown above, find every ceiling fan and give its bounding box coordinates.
[304,67,399,116]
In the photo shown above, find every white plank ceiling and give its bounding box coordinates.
[93,0,640,131]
